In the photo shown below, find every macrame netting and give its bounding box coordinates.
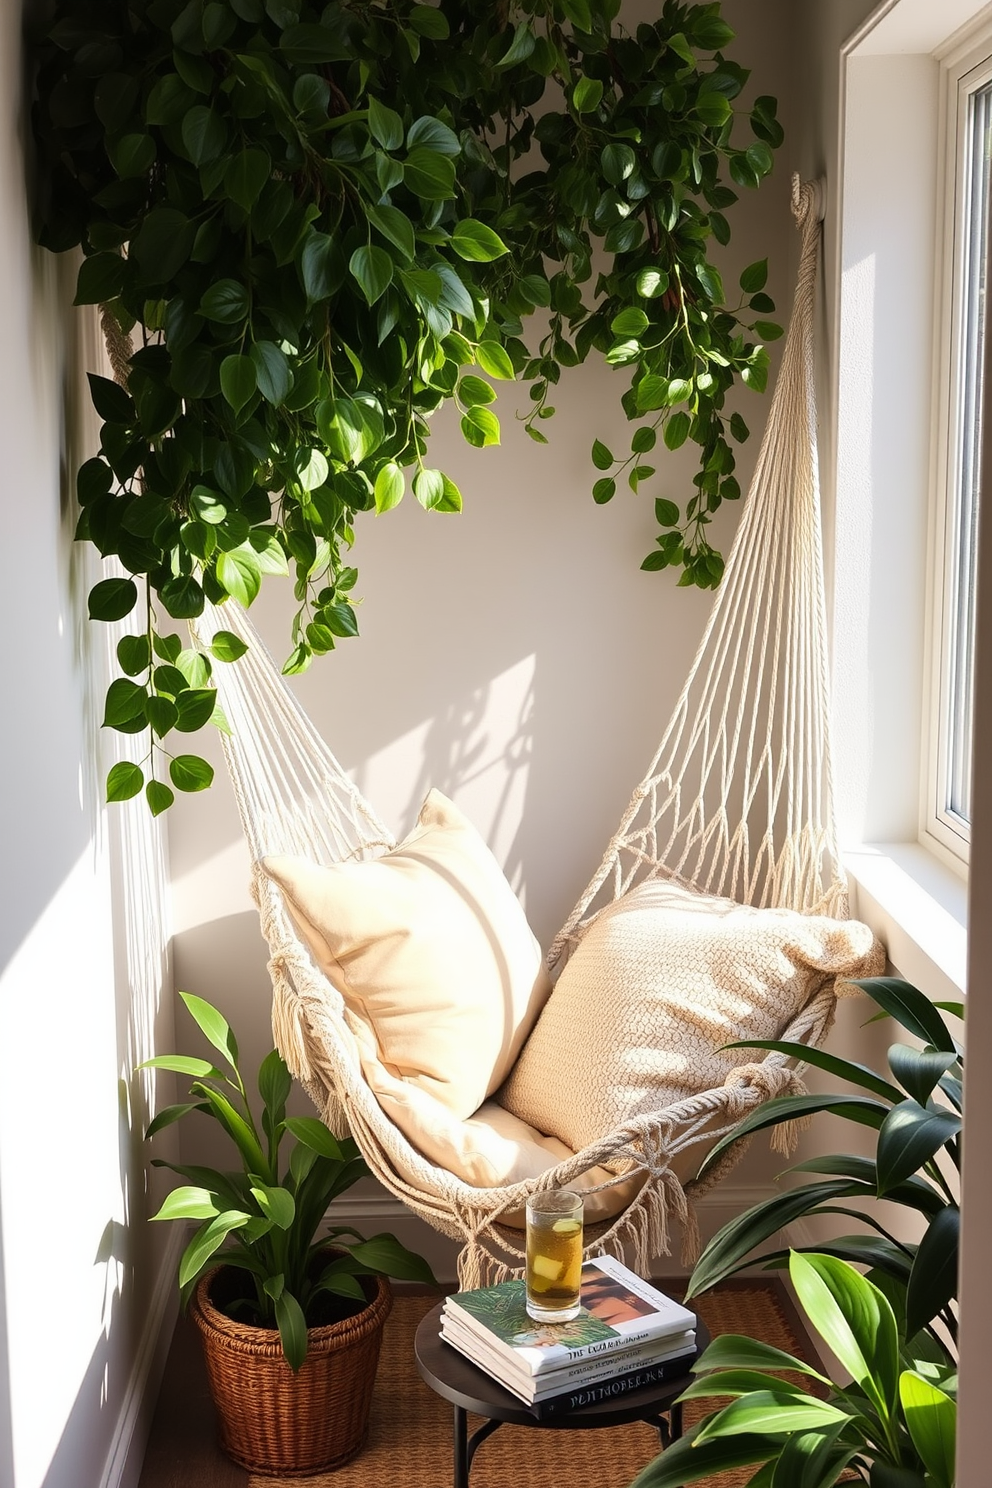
[107,177,842,1286]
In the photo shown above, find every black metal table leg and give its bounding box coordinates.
[670,1401,684,1441]
[453,1404,503,1484]
[454,1404,468,1488]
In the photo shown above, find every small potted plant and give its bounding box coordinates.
[140,992,435,1476]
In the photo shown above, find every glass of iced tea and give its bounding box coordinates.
[525,1190,584,1322]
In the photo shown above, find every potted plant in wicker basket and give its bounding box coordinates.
[140,992,435,1476]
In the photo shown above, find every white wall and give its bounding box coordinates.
[0,6,178,1485]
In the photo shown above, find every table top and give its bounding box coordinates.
[414,1301,708,1431]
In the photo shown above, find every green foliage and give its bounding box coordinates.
[629,1252,956,1488]
[33,0,783,810]
[684,978,961,1361]
[139,994,434,1370]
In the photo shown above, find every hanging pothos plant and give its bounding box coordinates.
[32,0,783,813]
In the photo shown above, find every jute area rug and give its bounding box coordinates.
[248,1282,818,1488]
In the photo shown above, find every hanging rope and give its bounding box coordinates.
[549,177,841,972]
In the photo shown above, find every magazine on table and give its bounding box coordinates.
[443,1254,697,1377]
[440,1310,696,1411]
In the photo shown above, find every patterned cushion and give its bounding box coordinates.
[500,879,884,1153]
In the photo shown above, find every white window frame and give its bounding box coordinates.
[830,0,992,1001]
[923,31,992,867]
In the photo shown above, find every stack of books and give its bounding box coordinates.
[440,1253,697,1419]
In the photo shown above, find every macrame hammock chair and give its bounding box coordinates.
[119,177,843,1285]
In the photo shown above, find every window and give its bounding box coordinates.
[926,38,992,865]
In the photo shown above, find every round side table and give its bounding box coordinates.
[414,1301,707,1488]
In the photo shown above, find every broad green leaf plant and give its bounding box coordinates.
[32,0,783,813]
[630,1250,957,1488]
[140,992,435,1369]
[686,978,962,1358]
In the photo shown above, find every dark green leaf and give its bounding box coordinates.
[409,4,449,39]
[88,373,133,425]
[182,106,226,166]
[688,1181,869,1297]
[591,439,614,470]
[367,97,404,151]
[888,1045,958,1105]
[695,93,732,128]
[407,116,460,156]
[169,688,215,734]
[655,498,680,527]
[89,577,138,622]
[200,279,249,325]
[853,978,958,1053]
[103,678,147,727]
[225,148,270,212]
[346,1232,436,1282]
[349,245,394,305]
[664,412,690,449]
[75,252,126,306]
[403,148,456,201]
[592,478,616,504]
[740,259,769,293]
[573,75,604,114]
[146,780,174,816]
[117,634,151,675]
[365,203,416,260]
[627,1426,777,1488]
[291,72,329,114]
[876,1102,961,1194]
[497,22,536,69]
[220,354,257,413]
[159,575,204,620]
[906,1206,959,1339]
[697,1094,890,1182]
[111,133,156,178]
[250,341,292,406]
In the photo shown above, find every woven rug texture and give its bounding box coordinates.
[248,1284,816,1488]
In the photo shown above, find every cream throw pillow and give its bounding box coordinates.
[259,789,551,1122]
[500,879,884,1154]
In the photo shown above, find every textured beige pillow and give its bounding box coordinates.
[260,789,551,1121]
[500,878,884,1154]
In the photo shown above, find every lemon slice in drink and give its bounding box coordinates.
[531,1254,564,1282]
[551,1218,581,1234]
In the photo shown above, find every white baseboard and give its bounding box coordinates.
[99,1226,184,1488]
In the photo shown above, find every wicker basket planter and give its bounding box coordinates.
[191,1263,393,1476]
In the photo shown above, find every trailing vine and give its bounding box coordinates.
[32,0,783,812]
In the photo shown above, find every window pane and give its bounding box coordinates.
[947,81,990,825]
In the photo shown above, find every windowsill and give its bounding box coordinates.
[844,842,968,1000]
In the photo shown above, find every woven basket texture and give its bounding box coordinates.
[192,1267,392,1476]
[247,1282,818,1488]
